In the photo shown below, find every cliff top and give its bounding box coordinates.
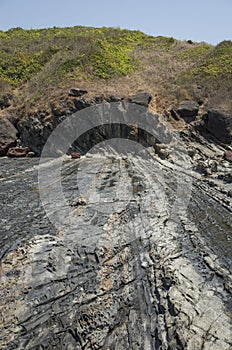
[0,25,232,116]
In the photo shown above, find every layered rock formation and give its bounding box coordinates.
[0,95,231,349]
[0,152,231,349]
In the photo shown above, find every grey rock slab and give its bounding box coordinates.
[0,154,231,349]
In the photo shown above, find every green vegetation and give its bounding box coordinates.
[185,41,232,78]
[0,26,177,84]
[0,25,231,114]
[180,43,213,60]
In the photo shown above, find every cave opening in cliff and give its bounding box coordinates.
[67,123,160,156]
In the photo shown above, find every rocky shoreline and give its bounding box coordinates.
[0,153,231,349]
[0,92,231,349]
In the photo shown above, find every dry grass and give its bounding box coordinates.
[1,26,232,119]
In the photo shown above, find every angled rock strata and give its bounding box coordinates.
[0,101,231,349]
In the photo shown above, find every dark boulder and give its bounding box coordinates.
[7,147,30,157]
[51,100,77,117]
[74,98,94,110]
[26,151,36,158]
[176,100,199,122]
[0,117,18,156]
[94,96,104,104]
[202,110,232,144]
[0,93,12,109]
[128,92,152,107]
[107,94,124,103]
[69,88,88,97]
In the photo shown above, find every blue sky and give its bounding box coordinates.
[0,0,231,44]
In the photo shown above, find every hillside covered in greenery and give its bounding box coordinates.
[0,25,232,114]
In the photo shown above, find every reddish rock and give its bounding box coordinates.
[71,152,81,159]
[0,117,18,156]
[224,151,232,162]
[7,147,30,157]
[0,139,16,156]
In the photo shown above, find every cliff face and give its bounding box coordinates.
[1,92,231,157]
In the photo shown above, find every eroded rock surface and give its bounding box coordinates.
[0,152,231,349]
[7,147,30,157]
[176,100,199,122]
[0,117,18,156]
[128,92,152,107]
[202,110,232,144]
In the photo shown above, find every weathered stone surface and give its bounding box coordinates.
[0,151,231,350]
[1,102,232,349]
[0,116,18,156]
[202,109,232,144]
[7,146,30,157]
[69,88,88,97]
[154,143,169,159]
[50,99,77,117]
[26,151,36,158]
[17,109,72,155]
[128,91,152,107]
[107,94,124,102]
[176,99,199,122]
[73,97,94,110]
